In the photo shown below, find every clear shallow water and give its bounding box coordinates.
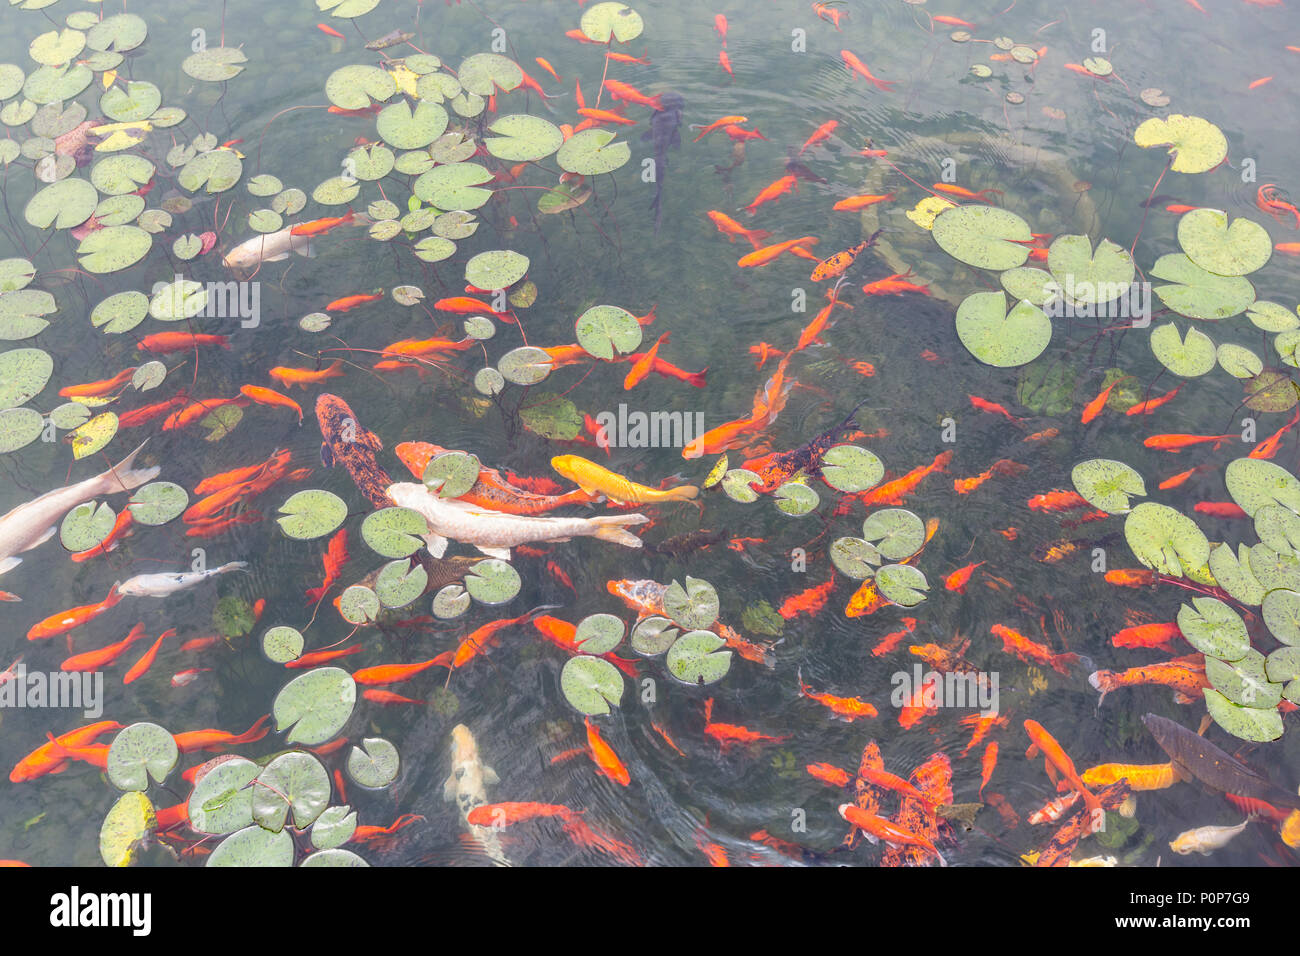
[0,0,1298,867]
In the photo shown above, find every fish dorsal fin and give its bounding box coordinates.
[475,545,512,561]
[442,772,457,802]
[483,766,499,786]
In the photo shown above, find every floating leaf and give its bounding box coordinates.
[361,507,428,557]
[1208,543,1266,606]
[77,225,151,273]
[213,596,255,639]
[774,481,819,515]
[1071,459,1145,514]
[1149,321,1216,376]
[560,655,624,715]
[1217,343,1263,379]
[575,614,625,655]
[188,757,258,835]
[1134,114,1227,174]
[1246,301,1299,333]
[474,367,505,395]
[742,601,784,637]
[126,481,187,525]
[465,250,528,291]
[1255,504,1300,554]
[263,626,304,664]
[69,411,118,460]
[538,182,592,215]
[99,80,160,122]
[955,291,1051,367]
[861,508,925,561]
[90,153,153,195]
[703,454,728,490]
[721,468,762,503]
[557,128,631,176]
[485,114,563,162]
[519,393,581,440]
[830,536,880,580]
[580,2,644,42]
[0,348,52,409]
[432,583,471,619]
[932,205,1032,271]
[310,806,358,850]
[412,236,456,262]
[29,29,86,68]
[325,64,396,110]
[1045,235,1135,303]
[277,489,347,540]
[1176,597,1250,659]
[1263,589,1300,645]
[1249,544,1300,592]
[457,53,523,96]
[1124,501,1209,576]
[1150,253,1255,320]
[1207,650,1283,708]
[99,791,155,868]
[434,210,478,240]
[178,149,242,194]
[376,100,448,149]
[1225,457,1300,517]
[375,559,427,609]
[47,402,89,431]
[1178,208,1271,277]
[1000,266,1058,306]
[666,630,731,684]
[1203,687,1282,742]
[463,316,495,340]
[273,667,356,746]
[107,722,178,792]
[59,501,114,552]
[299,312,332,333]
[253,752,331,832]
[575,304,641,360]
[413,162,493,210]
[201,403,243,442]
[0,405,42,452]
[875,564,930,607]
[0,258,35,293]
[25,177,96,228]
[465,559,521,605]
[312,176,360,206]
[663,576,719,629]
[630,616,679,656]
[207,824,294,867]
[181,47,247,82]
[339,585,380,624]
[347,738,400,789]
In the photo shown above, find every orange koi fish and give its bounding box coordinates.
[738,235,819,267]
[268,361,345,390]
[718,50,733,76]
[693,115,748,142]
[1027,489,1089,512]
[839,805,946,865]
[714,13,728,43]
[969,394,1023,423]
[1081,378,1127,424]
[944,561,985,594]
[193,452,290,497]
[813,2,847,29]
[138,332,230,354]
[326,291,383,312]
[932,183,1002,204]
[1249,406,1300,460]
[362,689,425,706]
[1144,432,1236,451]
[932,15,976,27]
[703,698,790,750]
[1023,719,1103,821]
[467,802,573,827]
[535,57,561,82]
[832,192,895,212]
[283,644,363,669]
[239,385,303,422]
[992,624,1079,675]
[70,508,136,562]
[290,209,354,237]
[585,717,631,786]
[1194,501,1249,519]
[778,578,835,619]
[799,119,839,154]
[742,175,799,214]
[10,721,122,783]
[123,628,174,684]
[797,670,878,720]
[1257,183,1300,228]
[305,529,349,604]
[810,235,877,281]
[840,49,894,90]
[60,622,149,671]
[1158,464,1209,489]
[59,366,138,398]
[602,79,663,111]
[576,107,637,126]
[27,585,124,641]
[853,451,952,508]
[623,332,670,389]
[316,23,345,39]
[1111,621,1182,649]
[353,656,448,686]
[173,714,271,754]
[860,267,930,295]
[808,762,854,787]
[1081,762,1179,791]
[707,210,772,248]
[605,51,651,64]
[1088,654,1209,706]
[958,712,1009,757]
[433,296,514,319]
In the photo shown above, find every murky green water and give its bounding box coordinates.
[1,0,1299,867]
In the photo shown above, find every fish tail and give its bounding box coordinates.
[100,441,161,494]
[590,514,649,548]
[219,561,251,574]
[324,360,345,377]
[686,367,709,388]
[662,484,700,501]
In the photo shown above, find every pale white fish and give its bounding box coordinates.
[117,562,249,598]
[387,482,648,559]
[1169,818,1252,855]
[220,227,316,276]
[0,442,159,576]
[443,724,510,866]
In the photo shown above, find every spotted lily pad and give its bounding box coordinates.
[178,149,242,193]
[376,100,449,150]
[464,316,495,340]
[263,626,304,664]
[1000,267,1058,306]
[0,407,42,453]
[474,367,505,395]
[59,501,114,551]
[576,304,641,360]
[1124,501,1210,576]
[457,53,523,96]
[519,394,581,440]
[465,559,521,605]
[1265,646,1300,702]
[1134,114,1228,174]
[1217,343,1263,379]
[99,791,155,867]
[560,655,624,715]
[630,616,678,656]
[538,182,593,215]
[25,177,96,228]
[1209,544,1266,607]
[29,29,86,68]
[774,481,820,515]
[187,757,258,835]
[663,576,719,629]
[0,289,54,340]
[106,722,177,792]
[376,559,427,609]
[413,162,493,210]
[1176,597,1250,659]
[721,468,763,503]
[497,346,553,385]
[432,583,471,619]
[932,205,1032,271]
[875,564,930,607]
[77,225,152,273]
[0,258,35,293]
[1045,235,1135,303]
[310,806,357,850]
[361,506,428,557]
[1207,650,1282,708]
[1150,322,1216,376]
[666,630,731,684]
[126,481,188,525]
[273,667,356,746]
[1225,457,1300,517]
[48,402,89,430]
[207,824,294,867]
[277,489,348,540]
[580,2,644,42]
[0,348,52,409]
[575,614,625,655]
[830,537,880,580]
[465,250,528,291]
[955,291,1051,367]
[1244,371,1297,413]
[325,64,396,110]
[1178,209,1271,277]
[338,585,380,625]
[1246,302,1299,333]
[347,738,400,789]
[253,751,330,832]
[1203,688,1282,742]
[69,411,118,459]
[557,128,631,176]
[1071,459,1145,514]
[862,509,925,560]
[485,114,563,162]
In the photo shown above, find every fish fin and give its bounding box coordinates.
[424,534,449,559]
[320,442,334,467]
[105,441,160,492]
[483,766,499,786]
[590,513,649,548]
[475,545,512,560]
[293,240,317,258]
[32,526,58,548]
[262,252,290,262]
[0,557,22,575]
[220,562,251,574]
[664,484,700,501]
[442,774,456,801]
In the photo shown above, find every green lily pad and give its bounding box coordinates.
[1204,687,1282,742]
[1150,321,1216,376]
[1017,359,1075,415]
[311,176,360,206]
[137,209,172,234]
[310,806,357,850]
[30,29,86,68]
[1151,253,1255,320]
[1071,459,1146,514]
[252,751,331,832]
[538,182,593,215]
[0,258,35,293]
[0,64,24,100]
[774,481,820,515]
[300,312,332,333]
[25,177,96,228]
[99,792,155,868]
[413,236,456,262]
[1000,266,1058,306]
[325,64,396,110]
[432,583,471,619]
[413,162,493,210]
[580,2,644,42]
[1249,544,1300,592]
[213,596,255,638]
[361,506,428,557]
[0,289,54,340]
[576,304,642,360]
[1176,597,1250,659]
[150,280,207,323]
[375,559,427,609]
[830,536,880,580]
[99,81,160,122]
[201,404,243,442]
[377,100,448,150]
[0,406,41,453]
[485,114,563,162]
[273,667,356,746]
[48,402,89,430]
[182,47,248,81]
[519,394,581,440]
[434,210,478,240]
[90,195,144,228]
[301,848,369,866]
[492,346,547,384]
[59,501,114,551]
[0,348,52,409]
[457,53,523,96]
[207,824,294,867]
[188,757,258,835]
[277,489,348,540]
[509,281,538,308]
[131,362,167,393]
[392,286,424,307]
[85,13,147,52]
[932,205,1032,271]
[575,614,625,655]
[1134,114,1227,174]
[1046,235,1136,303]
[630,616,679,656]
[1262,588,1300,645]
[319,0,382,16]
[663,576,719,629]
[247,210,283,234]
[1217,343,1263,379]
[465,559,521,605]
[741,600,784,637]
[560,655,624,715]
[464,316,495,340]
[126,481,187,525]
[272,188,307,215]
[820,444,884,493]
[69,411,118,460]
[474,367,505,395]
[557,128,631,176]
[178,149,242,193]
[1244,370,1298,413]
[862,508,925,560]
[1225,457,1300,517]
[78,225,152,274]
[247,174,282,197]
[1246,302,1299,333]
[875,564,930,607]
[32,101,85,138]
[1178,208,1271,277]
[107,722,177,792]
[90,154,154,196]
[955,291,1051,367]
[347,738,400,789]
[1124,501,1209,576]
[339,585,380,624]
[465,250,528,291]
[1208,543,1266,606]
[721,468,763,503]
[1255,504,1300,554]
[1207,650,1283,708]
[263,626,304,664]
[666,630,732,684]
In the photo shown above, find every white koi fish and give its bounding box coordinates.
[1169,818,1251,855]
[117,562,249,598]
[0,442,158,576]
[444,724,510,866]
[387,482,648,560]
[220,226,316,276]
